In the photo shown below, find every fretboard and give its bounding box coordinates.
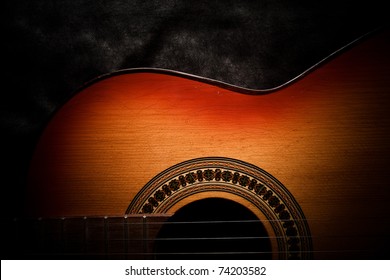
[4,215,171,259]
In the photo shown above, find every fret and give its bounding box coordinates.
[143,215,171,259]
[125,216,146,259]
[83,217,87,255]
[62,217,87,257]
[105,217,125,259]
[142,216,147,256]
[124,216,129,257]
[104,217,108,258]
[3,218,22,258]
[85,217,105,259]
[60,217,65,254]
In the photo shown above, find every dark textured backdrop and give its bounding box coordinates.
[1,0,387,219]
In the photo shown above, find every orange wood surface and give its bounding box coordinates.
[26,30,390,259]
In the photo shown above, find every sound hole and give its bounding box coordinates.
[153,198,272,259]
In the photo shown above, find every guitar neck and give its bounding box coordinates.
[5,215,170,259]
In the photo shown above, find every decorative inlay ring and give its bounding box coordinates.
[126,157,312,259]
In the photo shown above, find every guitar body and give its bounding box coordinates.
[24,30,390,259]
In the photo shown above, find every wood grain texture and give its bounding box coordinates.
[27,29,390,259]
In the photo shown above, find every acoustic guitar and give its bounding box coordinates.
[9,28,390,260]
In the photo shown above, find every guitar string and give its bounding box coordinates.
[97,233,390,241]
[8,218,386,244]
[10,218,382,257]
[8,219,386,240]
[9,217,385,225]
[9,225,385,256]
[119,249,369,255]
[8,234,387,241]
[21,249,372,257]
[9,225,386,239]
